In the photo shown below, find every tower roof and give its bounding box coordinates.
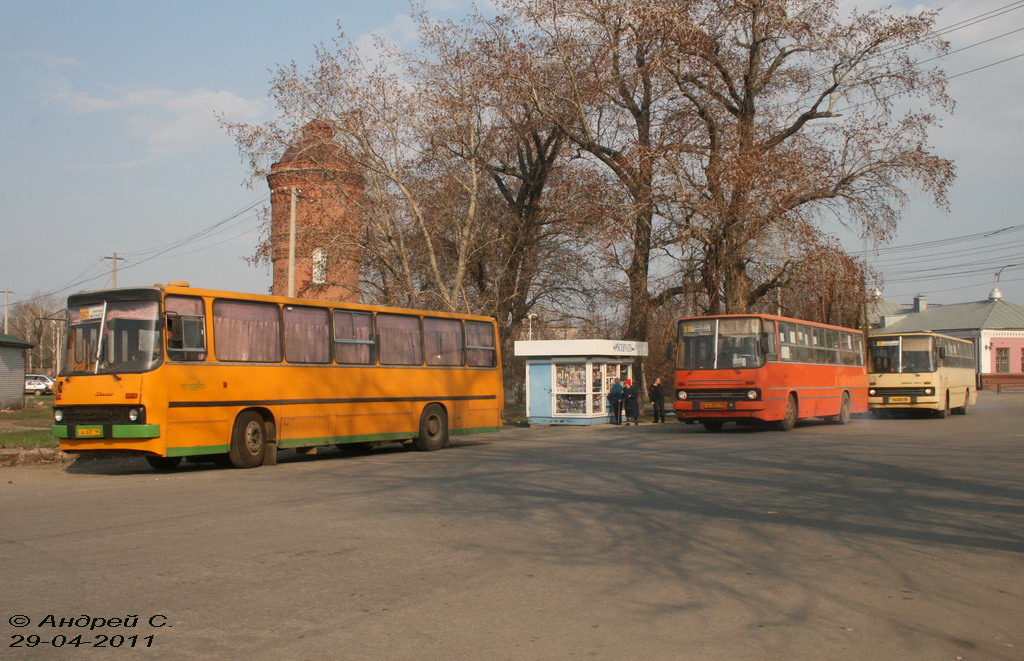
[276,120,357,168]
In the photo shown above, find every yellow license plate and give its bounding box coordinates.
[888,397,911,403]
[701,402,728,410]
[77,427,102,437]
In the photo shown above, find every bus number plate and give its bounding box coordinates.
[701,402,728,410]
[77,428,102,437]
[888,397,911,403]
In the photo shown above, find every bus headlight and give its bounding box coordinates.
[677,391,688,401]
[868,388,876,396]
[128,408,141,422]
[53,409,63,423]
[746,390,758,400]
[923,388,934,396]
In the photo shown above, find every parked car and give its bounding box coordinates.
[26,374,55,392]
[24,378,48,395]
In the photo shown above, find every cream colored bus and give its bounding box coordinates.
[867,332,977,417]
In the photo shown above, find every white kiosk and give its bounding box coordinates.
[515,339,649,425]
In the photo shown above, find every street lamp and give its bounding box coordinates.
[527,313,538,341]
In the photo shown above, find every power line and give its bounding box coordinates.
[11,194,269,309]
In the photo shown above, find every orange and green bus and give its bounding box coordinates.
[53,282,503,470]
[674,314,868,431]
[867,332,977,417]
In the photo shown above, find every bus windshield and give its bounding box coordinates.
[678,317,764,370]
[64,300,163,375]
[869,336,935,373]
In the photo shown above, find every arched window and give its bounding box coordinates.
[312,247,327,285]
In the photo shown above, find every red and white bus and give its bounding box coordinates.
[674,314,868,431]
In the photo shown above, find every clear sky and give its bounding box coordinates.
[2,0,1022,317]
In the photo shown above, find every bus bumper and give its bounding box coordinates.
[867,396,939,410]
[673,401,768,421]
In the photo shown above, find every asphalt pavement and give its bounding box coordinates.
[2,392,1022,660]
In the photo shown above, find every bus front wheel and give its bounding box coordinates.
[702,420,724,432]
[230,411,268,468]
[935,394,950,419]
[953,390,970,415]
[775,394,798,431]
[415,404,449,451]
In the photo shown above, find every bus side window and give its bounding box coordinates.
[166,314,207,361]
[165,295,207,361]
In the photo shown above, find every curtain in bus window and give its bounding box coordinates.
[424,318,464,366]
[213,300,282,362]
[377,314,423,365]
[466,321,496,367]
[717,318,762,368]
[98,301,162,371]
[901,336,934,372]
[334,311,374,364]
[166,296,203,315]
[284,306,330,363]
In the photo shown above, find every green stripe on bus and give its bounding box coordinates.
[166,444,231,457]
[112,425,160,439]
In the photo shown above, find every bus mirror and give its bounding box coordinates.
[759,333,770,354]
[665,341,676,361]
[938,347,946,359]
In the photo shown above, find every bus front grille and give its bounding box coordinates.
[873,388,931,397]
[57,406,145,425]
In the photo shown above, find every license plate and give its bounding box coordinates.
[701,402,728,410]
[888,397,911,403]
[77,427,102,437]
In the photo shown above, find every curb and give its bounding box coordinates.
[0,448,73,467]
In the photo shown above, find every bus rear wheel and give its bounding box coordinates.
[229,411,268,468]
[145,456,182,471]
[775,394,798,431]
[415,404,449,451]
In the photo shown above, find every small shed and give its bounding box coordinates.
[515,339,649,425]
[0,332,34,409]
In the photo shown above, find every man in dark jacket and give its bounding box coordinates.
[649,377,666,423]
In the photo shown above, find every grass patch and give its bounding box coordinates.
[0,429,57,449]
[0,399,57,449]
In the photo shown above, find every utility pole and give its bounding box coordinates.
[1,289,11,335]
[103,253,126,288]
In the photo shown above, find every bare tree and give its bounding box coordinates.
[8,295,64,375]
[659,0,954,313]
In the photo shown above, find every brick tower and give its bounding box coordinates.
[267,120,365,302]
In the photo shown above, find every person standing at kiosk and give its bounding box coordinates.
[609,378,624,424]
